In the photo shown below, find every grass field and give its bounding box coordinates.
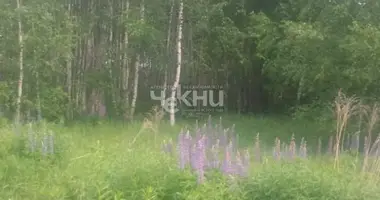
[0,114,380,200]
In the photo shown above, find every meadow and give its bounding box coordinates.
[1,96,380,199]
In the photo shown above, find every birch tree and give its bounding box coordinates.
[129,0,145,119]
[122,0,130,120]
[15,0,24,125]
[169,0,183,126]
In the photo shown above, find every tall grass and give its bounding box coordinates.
[1,100,380,199]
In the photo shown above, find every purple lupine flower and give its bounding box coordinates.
[195,135,207,184]
[178,130,194,169]
[184,130,192,160]
[178,131,188,169]
[210,141,220,169]
[190,144,197,170]
[221,142,234,175]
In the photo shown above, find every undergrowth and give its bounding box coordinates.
[0,115,379,200]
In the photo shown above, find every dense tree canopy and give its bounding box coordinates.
[0,0,380,122]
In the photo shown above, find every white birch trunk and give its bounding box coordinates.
[169,0,184,126]
[130,55,140,118]
[122,0,130,119]
[129,0,144,118]
[15,0,24,124]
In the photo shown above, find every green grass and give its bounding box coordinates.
[0,116,379,200]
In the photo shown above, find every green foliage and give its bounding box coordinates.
[250,0,380,110]
[40,87,68,121]
[0,118,379,199]
[2,0,380,120]
[291,101,334,125]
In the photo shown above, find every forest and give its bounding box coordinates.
[1,0,380,199]
[1,0,379,122]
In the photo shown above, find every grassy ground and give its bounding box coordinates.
[0,115,379,200]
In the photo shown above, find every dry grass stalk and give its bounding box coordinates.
[289,134,296,159]
[129,106,162,147]
[147,105,164,127]
[362,104,379,173]
[333,90,360,169]
[363,136,370,172]
[367,133,380,175]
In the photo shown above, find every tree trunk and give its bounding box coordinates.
[122,0,130,120]
[169,0,184,126]
[66,3,73,121]
[129,0,144,119]
[66,52,73,120]
[15,0,24,125]
[161,0,174,114]
[130,55,140,118]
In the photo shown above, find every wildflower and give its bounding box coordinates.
[221,141,234,175]
[195,135,206,184]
